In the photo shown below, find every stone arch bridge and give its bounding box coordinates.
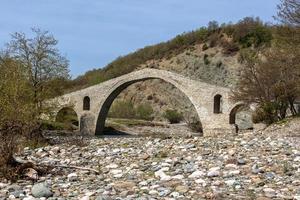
[52,69,244,136]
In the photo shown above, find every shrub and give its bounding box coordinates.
[163,109,183,124]
[0,121,46,181]
[252,102,280,124]
[136,103,154,121]
[216,61,223,68]
[202,43,209,51]
[208,33,219,47]
[221,40,240,55]
[203,54,210,65]
[108,100,136,119]
[233,17,272,48]
[40,121,65,131]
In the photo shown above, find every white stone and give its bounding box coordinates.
[188,170,205,178]
[139,181,148,186]
[225,164,238,169]
[110,169,122,174]
[294,156,300,162]
[263,188,276,198]
[67,173,78,181]
[113,173,123,178]
[161,162,171,167]
[155,170,171,181]
[228,170,240,176]
[170,191,180,198]
[149,190,158,195]
[106,163,118,169]
[80,196,90,200]
[23,197,36,200]
[294,195,300,200]
[172,174,184,180]
[8,195,16,199]
[160,167,170,172]
[195,179,207,186]
[225,179,237,186]
[207,167,220,177]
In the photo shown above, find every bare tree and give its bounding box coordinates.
[6,28,69,115]
[232,48,300,123]
[276,0,300,26]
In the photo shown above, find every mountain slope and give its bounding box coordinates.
[63,18,273,126]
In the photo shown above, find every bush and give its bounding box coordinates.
[108,100,136,119]
[203,54,210,65]
[202,43,209,51]
[221,40,240,55]
[163,109,183,124]
[136,103,154,120]
[0,121,46,181]
[252,102,280,124]
[0,122,20,170]
[233,17,272,48]
[208,33,219,47]
[40,120,65,131]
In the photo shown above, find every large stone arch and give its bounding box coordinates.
[94,77,202,135]
[52,69,235,136]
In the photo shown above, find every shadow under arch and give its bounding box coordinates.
[95,77,202,135]
[56,107,79,128]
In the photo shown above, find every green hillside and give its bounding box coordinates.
[64,17,273,92]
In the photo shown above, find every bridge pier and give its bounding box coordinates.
[79,113,96,136]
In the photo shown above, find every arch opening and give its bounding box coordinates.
[95,78,203,136]
[229,104,244,124]
[56,107,79,130]
[213,94,222,114]
[229,104,253,132]
[83,96,90,111]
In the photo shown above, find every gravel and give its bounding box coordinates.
[0,123,299,199]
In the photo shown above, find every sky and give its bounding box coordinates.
[0,0,280,78]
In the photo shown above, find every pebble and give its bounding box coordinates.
[207,167,220,177]
[1,126,299,199]
[263,188,276,198]
[67,173,78,181]
[31,182,53,198]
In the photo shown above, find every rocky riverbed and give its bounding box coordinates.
[1,121,300,200]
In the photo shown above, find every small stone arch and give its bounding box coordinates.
[83,96,90,111]
[55,107,79,129]
[213,94,222,114]
[95,77,202,135]
[229,104,245,124]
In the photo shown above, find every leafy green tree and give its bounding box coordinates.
[207,21,219,31]
[0,58,32,123]
[233,17,272,48]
